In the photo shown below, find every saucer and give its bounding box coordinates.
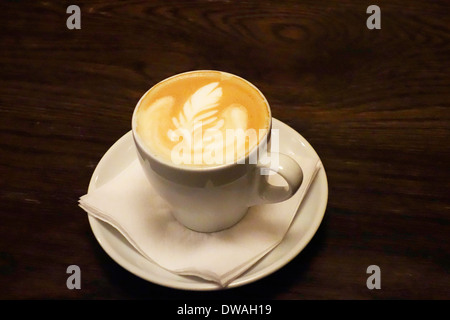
[86,118,328,290]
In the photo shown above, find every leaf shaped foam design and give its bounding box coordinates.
[165,82,250,165]
[170,82,223,136]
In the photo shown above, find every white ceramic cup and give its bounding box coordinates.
[132,71,303,232]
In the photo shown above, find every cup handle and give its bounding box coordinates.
[251,153,303,205]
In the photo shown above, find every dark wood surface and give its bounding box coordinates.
[0,0,449,300]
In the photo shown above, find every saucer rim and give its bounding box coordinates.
[86,118,328,290]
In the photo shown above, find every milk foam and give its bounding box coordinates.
[136,73,269,166]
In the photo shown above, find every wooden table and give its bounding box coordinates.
[1,0,448,300]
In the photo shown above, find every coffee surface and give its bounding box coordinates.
[135,71,269,166]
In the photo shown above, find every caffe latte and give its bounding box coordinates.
[135,71,270,167]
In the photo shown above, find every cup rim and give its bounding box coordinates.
[131,70,272,172]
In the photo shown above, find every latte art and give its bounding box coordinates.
[168,81,225,146]
[135,71,269,166]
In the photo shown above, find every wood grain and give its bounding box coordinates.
[0,0,448,299]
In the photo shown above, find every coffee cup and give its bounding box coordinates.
[132,70,303,232]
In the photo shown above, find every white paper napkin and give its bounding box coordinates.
[79,154,321,287]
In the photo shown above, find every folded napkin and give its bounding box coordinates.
[79,154,321,287]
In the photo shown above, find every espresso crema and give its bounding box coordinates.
[135,71,270,167]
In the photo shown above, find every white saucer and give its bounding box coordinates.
[86,118,328,290]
